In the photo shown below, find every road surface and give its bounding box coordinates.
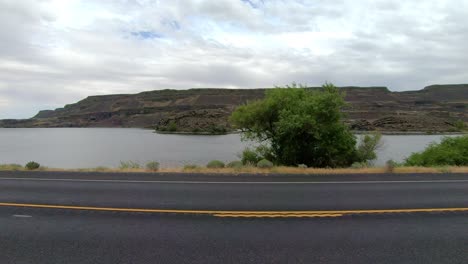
[0,171,467,263]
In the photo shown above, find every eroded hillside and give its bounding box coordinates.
[1,85,466,133]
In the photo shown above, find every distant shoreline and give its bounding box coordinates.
[155,129,467,136]
[0,126,466,136]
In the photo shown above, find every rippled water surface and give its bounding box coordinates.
[0,128,455,168]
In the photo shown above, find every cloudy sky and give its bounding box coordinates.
[1,0,467,118]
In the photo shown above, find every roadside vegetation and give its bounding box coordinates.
[2,135,466,175]
[25,161,41,170]
[145,161,160,172]
[0,164,23,171]
[1,165,465,174]
[0,161,43,171]
[1,161,467,174]
[404,135,468,166]
[206,160,225,168]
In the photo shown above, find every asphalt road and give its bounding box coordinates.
[0,171,467,263]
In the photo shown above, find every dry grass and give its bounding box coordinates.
[0,164,23,171]
[392,166,468,173]
[177,166,468,174]
[1,164,467,174]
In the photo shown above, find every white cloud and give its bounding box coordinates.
[0,0,467,118]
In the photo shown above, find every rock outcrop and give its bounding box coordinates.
[1,85,467,133]
[156,109,231,134]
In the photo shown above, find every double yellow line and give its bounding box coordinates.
[1,202,467,218]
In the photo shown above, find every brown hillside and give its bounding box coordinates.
[1,85,466,133]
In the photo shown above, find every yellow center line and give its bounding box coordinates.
[214,214,344,218]
[0,202,467,218]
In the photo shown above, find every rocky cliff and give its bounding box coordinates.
[1,85,467,133]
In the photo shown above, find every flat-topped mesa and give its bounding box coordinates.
[34,110,55,119]
[1,85,467,132]
[421,84,468,101]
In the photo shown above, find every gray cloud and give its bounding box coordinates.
[0,0,467,118]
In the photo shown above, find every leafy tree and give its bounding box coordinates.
[231,83,364,168]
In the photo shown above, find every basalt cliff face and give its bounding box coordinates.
[1,84,467,133]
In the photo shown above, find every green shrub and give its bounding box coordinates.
[25,161,40,170]
[119,161,141,169]
[207,160,225,168]
[146,161,160,171]
[405,135,468,166]
[240,147,262,165]
[227,160,243,169]
[167,121,177,132]
[0,164,23,171]
[350,162,367,169]
[257,159,274,169]
[238,145,276,166]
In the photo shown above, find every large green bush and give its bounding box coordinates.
[25,161,40,170]
[231,83,379,168]
[405,136,468,166]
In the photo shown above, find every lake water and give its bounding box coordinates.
[0,128,456,169]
